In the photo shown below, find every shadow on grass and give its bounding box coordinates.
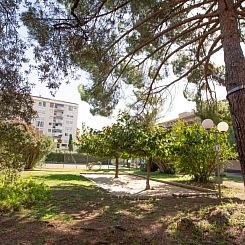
[2,168,245,245]
[28,183,106,221]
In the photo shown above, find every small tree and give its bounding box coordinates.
[77,116,131,178]
[118,113,170,190]
[136,126,170,190]
[171,121,236,183]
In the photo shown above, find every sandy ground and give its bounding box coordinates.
[81,173,207,197]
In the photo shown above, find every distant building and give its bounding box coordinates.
[31,96,78,149]
[159,111,201,128]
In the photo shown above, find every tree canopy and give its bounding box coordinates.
[21,0,244,113]
[0,0,37,122]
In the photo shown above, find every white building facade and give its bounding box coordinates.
[32,96,78,149]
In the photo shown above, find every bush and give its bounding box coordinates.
[171,121,236,183]
[0,177,50,212]
[24,135,53,170]
[0,120,53,176]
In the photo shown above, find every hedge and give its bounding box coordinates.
[45,152,110,164]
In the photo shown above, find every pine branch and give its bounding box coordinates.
[136,18,218,69]
[107,0,215,52]
[103,11,219,84]
[204,35,222,82]
[152,45,223,95]
[150,24,220,89]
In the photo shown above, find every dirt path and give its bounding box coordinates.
[81,173,207,197]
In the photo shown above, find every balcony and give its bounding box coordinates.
[54,119,63,124]
[54,112,64,118]
[53,132,62,137]
[54,126,63,130]
[55,104,64,110]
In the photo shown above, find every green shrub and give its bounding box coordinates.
[24,135,53,170]
[139,162,159,172]
[171,121,236,183]
[0,120,53,175]
[154,160,176,174]
[0,177,50,212]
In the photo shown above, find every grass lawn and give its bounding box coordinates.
[0,168,244,245]
[223,175,243,183]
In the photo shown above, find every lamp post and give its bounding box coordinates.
[202,119,229,200]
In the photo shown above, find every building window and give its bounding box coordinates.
[36,121,44,128]
[49,122,52,125]
[67,114,74,118]
[38,101,46,107]
[48,129,52,132]
[68,106,73,111]
[66,120,73,125]
[50,103,54,108]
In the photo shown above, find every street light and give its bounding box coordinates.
[202,119,229,200]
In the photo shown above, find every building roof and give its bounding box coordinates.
[159,111,200,127]
[32,95,79,106]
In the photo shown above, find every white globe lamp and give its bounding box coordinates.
[217,122,229,132]
[202,119,214,130]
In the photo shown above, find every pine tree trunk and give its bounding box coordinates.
[218,0,245,188]
[145,157,152,190]
[115,157,119,178]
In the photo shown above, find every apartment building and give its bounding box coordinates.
[32,96,78,148]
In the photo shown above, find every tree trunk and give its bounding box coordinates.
[126,159,130,169]
[145,157,152,190]
[115,157,119,178]
[218,0,245,188]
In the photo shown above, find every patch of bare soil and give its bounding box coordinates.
[81,173,206,197]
